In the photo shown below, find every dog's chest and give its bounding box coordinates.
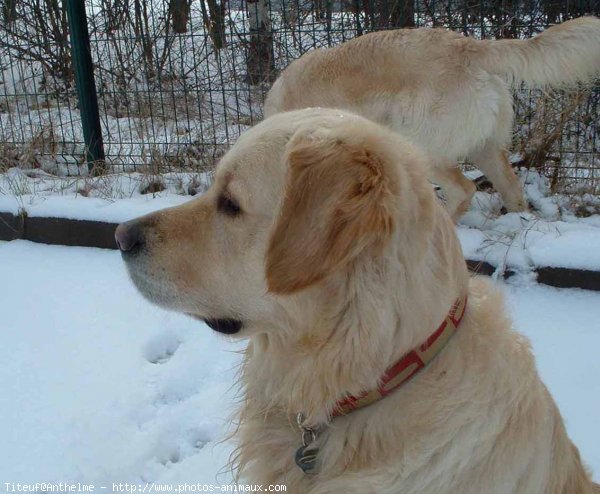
[241,382,532,494]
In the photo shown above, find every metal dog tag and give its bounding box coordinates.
[295,412,319,474]
[295,445,319,474]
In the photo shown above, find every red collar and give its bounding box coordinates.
[333,295,468,417]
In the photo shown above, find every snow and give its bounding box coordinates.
[0,240,242,485]
[0,169,203,222]
[457,169,600,272]
[3,166,600,272]
[458,212,600,272]
[0,193,195,223]
[503,276,600,475]
[0,241,598,484]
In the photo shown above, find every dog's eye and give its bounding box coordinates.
[217,194,242,217]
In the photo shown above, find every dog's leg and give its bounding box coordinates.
[431,164,476,222]
[468,142,527,213]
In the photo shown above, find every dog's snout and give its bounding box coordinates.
[115,222,145,255]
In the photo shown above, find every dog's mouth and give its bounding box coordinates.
[123,259,243,336]
[200,317,243,335]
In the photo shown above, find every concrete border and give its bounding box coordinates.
[537,266,600,291]
[0,212,117,249]
[0,212,25,240]
[1,212,598,291]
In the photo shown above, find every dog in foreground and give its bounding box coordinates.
[116,109,598,493]
[265,17,600,220]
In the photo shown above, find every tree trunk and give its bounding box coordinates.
[169,0,190,33]
[390,0,415,28]
[201,0,227,49]
[246,0,275,84]
[2,0,17,25]
[134,0,155,80]
[362,0,414,30]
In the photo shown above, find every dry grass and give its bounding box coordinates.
[514,88,598,195]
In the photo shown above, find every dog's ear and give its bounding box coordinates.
[266,125,399,294]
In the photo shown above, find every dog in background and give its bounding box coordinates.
[264,17,600,220]
[116,108,599,493]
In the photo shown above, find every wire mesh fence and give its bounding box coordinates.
[0,0,598,193]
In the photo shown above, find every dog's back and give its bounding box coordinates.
[264,17,600,217]
[265,18,600,147]
[266,27,512,161]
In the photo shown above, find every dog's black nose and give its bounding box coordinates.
[115,222,145,254]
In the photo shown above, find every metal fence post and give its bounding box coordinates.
[65,0,105,174]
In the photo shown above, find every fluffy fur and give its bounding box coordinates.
[117,108,598,493]
[264,17,600,219]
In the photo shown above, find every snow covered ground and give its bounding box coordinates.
[0,169,207,222]
[458,168,600,273]
[1,240,599,486]
[0,240,242,486]
[2,166,600,273]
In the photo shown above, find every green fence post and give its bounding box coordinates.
[65,0,105,174]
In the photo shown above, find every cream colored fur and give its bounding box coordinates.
[118,108,597,493]
[264,17,600,219]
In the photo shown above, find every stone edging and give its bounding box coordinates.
[1,212,598,291]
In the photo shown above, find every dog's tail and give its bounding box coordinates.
[473,16,600,87]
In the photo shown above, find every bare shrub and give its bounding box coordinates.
[514,88,598,194]
[0,0,72,89]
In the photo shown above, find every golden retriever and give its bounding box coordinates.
[116,108,598,493]
[264,17,600,220]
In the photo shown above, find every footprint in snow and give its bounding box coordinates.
[143,331,181,364]
[151,427,211,466]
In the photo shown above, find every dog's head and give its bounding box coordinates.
[116,108,437,337]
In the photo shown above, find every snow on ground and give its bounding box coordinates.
[0,241,599,485]
[458,208,600,272]
[0,169,203,222]
[0,192,195,224]
[0,240,242,486]
[3,166,600,271]
[458,168,600,272]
